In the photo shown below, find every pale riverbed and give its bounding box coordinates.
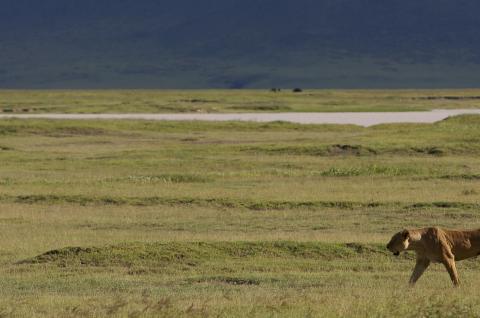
[0,109,479,126]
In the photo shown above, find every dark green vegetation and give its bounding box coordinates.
[1,114,480,316]
[2,89,480,113]
[2,1,480,88]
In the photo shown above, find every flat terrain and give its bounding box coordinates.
[2,89,480,113]
[0,114,480,317]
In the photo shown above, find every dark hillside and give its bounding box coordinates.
[1,0,480,88]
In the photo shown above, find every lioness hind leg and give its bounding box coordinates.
[442,258,460,286]
[409,258,430,285]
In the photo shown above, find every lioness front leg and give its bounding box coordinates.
[442,257,460,286]
[409,258,430,285]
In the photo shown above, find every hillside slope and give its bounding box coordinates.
[1,0,480,88]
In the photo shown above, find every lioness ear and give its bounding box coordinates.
[402,229,410,239]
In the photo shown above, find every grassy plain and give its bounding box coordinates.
[0,113,480,316]
[2,89,480,113]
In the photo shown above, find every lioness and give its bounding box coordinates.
[387,227,480,286]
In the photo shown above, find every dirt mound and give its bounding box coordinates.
[20,242,386,267]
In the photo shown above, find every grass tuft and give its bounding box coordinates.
[115,174,212,184]
[244,144,377,156]
[320,165,418,177]
[440,174,480,180]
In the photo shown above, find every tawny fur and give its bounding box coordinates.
[387,227,480,286]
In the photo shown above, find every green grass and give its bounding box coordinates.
[1,89,480,113]
[1,112,480,316]
[21,241,386,267]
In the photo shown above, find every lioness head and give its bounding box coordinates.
[386,230,410,256]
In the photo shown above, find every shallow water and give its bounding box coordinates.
[1,109,480,126]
